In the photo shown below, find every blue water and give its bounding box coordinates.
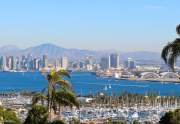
[0,72,180,96]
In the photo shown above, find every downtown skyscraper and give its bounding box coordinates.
[109,53,120,69]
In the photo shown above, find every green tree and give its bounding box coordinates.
[46,69,71,113]
[28,69,79,123]
[133,120,140,124]
[161,24,180,70]
[24,105,48,124]
[144,122,153,124]
[32,70,74,110]
[32,93,47,106]
[69,118,80,124]
[55,88,79,115]
[0,107,21,124]
[48,120,66,124]
[159,109,180,124]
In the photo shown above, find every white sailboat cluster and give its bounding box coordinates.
[104,84,112,91]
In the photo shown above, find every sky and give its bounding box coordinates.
[0,0,180,52]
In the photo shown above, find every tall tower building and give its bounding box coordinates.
[6,56,9,69]
[21,55,28,70]
[27,54,33,70]
[100,57,109,70]
[43,55,48,68]
[14,57,20,70]
[0,56,3,70]
[7,56,14,70]
[33,58,40,70]
[55,58,62,70]
[109,53,119,69]
[61,57,69,70]
[127,58,136,69]
[2,56,6,70]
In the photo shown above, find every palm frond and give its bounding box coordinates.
[47,73,60,83]
[55,89,79,108]
[47,74,52,82]
[161,38,180,71]
[161,42,172,64]
[65,91,79,108]
[57,69,71,78]
[24,105,48,124]
[32,93,47,105]
[176,24,180,35]
[55,80,71,89]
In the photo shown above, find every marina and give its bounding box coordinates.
[0,93,180,123]
[62,105,177,123]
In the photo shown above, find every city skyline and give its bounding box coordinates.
[0,52,139,74]
[0,0,180,52]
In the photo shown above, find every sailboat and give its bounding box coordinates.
[109,84,111,89]
[104,85,108,91]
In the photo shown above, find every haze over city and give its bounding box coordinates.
[0,0,180,52]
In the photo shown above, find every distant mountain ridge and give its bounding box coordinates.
[0,45,20,55]
[0,43,162,63]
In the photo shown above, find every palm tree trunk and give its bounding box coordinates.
[47,86,52,120]
[59,103,61,119]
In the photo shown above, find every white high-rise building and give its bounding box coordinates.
[86,64,93,71]
[55,58,62,70]
[33,58,40,70]
[61,57,69,70]
[6,56,14,70]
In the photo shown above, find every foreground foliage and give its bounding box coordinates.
[0,106,21,124]
[159,108,180,124]
[48,120,66,124]
[25,69,79,124]
[24,105,48,124]
[24,105,68,124]
[161,24,180,70]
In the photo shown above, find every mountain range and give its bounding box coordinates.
[0,43,162,64]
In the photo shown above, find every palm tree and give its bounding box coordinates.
[24,105,48,124]
[54,88,79,116]
[161,24,180,70]
[30,69,79,121]
[33,69,71,115]
[46,69,71,113]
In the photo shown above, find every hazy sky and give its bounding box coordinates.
[0,0,180,52]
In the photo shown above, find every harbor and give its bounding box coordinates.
[1,72,180,96]
[0,92,180,123]
[0,72,180,123]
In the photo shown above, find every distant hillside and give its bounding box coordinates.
[21,43,99,60]
[0,43,99,60]
[0,45,20,55]
[0,43,162,63]
[120,51,162,64]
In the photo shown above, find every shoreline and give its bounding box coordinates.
[119,77,180,83]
